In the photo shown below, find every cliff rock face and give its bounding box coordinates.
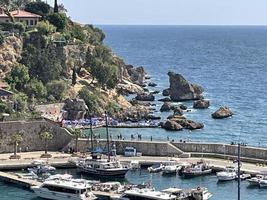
[167,72,204,101]
[62,98,88,120]
[0,36,22,78]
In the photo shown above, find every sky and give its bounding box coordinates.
[47,0,267,25]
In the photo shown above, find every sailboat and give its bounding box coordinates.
[77,112,130,177]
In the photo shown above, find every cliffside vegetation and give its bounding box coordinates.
[0,0,134,118]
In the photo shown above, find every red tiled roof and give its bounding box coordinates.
[0,10,41,18]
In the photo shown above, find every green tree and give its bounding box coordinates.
[72,128,83,153]
[25,0,51,17]
[78,87,100,115]
[54,0,58,13]
[36,20,56,35]
[25,78,47,100]
[13,93,28,112]
[0,32,4,45]
[10,133,23,159]
[70,23,86,41]
[5,63,30,91]
[47,13,67,32]
[39,131,53,155]
[46,80,68,101]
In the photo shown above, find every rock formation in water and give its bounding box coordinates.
[193,99,210,109]
[160,102,172,112]
[161,120,183,131]
[167,71,204,101]
[135,93,155,101]
[212,106,233,119]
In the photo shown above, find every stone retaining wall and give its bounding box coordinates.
[0,119,72,153]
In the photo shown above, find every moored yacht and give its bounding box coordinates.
[247,174,265,186]
[191,187,213,200]
[31,179,97,200]
[77,154,129,177]
[162,162,182,175]
[148,163,164,173]
[122,188,177,200]
[181,161,212,178]
[216,165,237,181]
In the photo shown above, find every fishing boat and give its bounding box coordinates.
[122,188,177,200]
[162,162,182,175]
[148,163,164,173]
[181,161,212,178]
[191,187,213,200]
[247,174,265,186]
[216,165,237,181]
[31,179,97,200]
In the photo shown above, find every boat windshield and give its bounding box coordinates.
[43,184,79,194]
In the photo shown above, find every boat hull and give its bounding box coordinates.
[182,169,212,178]
[78,166,129,177]
[32,187,96,200]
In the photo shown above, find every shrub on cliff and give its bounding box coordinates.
[25,79,47,100]
[0,32,4,45]
[78,87,101,115]
[46,80,68,101]
[5,63,30,91]
[47,13,67,32]
[0,22,25,34]
[13,93,28,112]
[25,1,51,17]
[36,20,56,35]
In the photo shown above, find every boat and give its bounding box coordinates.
[77,112,130,177]
[122,188,177,200]
[31,179,97,200]
[77,154,129,177]
[240,173,251,180]
[181,161,212,178]
[162,162,182,175]
[28,164,56,175]
[147,163,164,173]
[161,187,189,199]
[216,165,237,181]
[191,187,213,200]
[247,174,265,186]
[130,160,140,170]
[45,174,73,181]
[15,171,38,180]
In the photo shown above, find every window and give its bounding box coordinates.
[26,20,29,25]
[30,20,34,25]
[43,185,78,194]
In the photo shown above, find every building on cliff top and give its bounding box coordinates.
[0,9,41,26]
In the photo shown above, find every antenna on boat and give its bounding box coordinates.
[105,111,110,162]
[89,114,94,153]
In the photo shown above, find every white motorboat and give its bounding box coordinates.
[259,178,267,188]
[247,175,265,186]
[122,188,176,200]
[191,187,213,200]
[148,163,164,173]
[162,163,182,175]
[45,174,73,181]
[31,179,97,200]
[217,165,237,181]
[28,164,56,175]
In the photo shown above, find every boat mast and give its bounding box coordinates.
[89,115,94,152]
[105,111,110,162]
[237,143,241,200]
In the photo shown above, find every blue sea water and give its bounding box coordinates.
[1,26,267,199]
[95,25,267,147]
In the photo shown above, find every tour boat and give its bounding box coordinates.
[147,163,164,173]
[247,174,265,186]
[122,188,177,200]
[77,155,129,177]
[216,165,237,181]
[181,161,212,178]
[31,179,97,200]
[162,162,182,175]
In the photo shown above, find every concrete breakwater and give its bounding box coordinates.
[73,139,267,163]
